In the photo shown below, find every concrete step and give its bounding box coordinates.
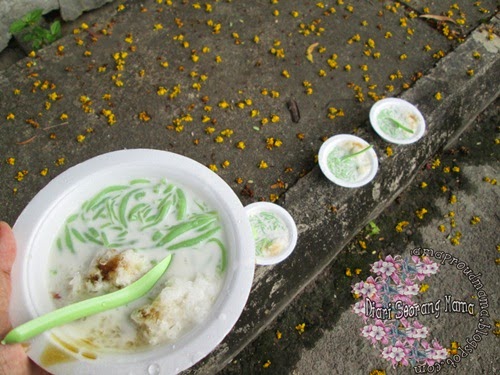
[0,1,498,374]
[186,15,500,374]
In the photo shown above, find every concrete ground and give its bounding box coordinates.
[221,99,499,374]
[0,1,498,374]
[296,100,500,375]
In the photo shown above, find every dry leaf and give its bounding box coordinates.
[43,122,68,131]
[419,14,456,24]
[17,135,37,145]
[306,42,319,63]
[287,99,300,123]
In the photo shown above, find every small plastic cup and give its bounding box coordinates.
[318,134,378,188]
[369,98,426,144]
[245,202,298,266]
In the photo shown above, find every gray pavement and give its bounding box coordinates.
[0,1,499,374]
[294,103,499,374]
[220,98,499,375]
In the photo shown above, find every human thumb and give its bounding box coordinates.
[0,221,16,337]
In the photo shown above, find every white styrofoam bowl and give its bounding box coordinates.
[245,202,298,266]
[318,134,378,188]
[10,149,255,375]
[369,98,426,144]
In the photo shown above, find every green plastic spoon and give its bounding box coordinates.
[387,117,415,134]
[1,254,173,345]
[340,144,373,161]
